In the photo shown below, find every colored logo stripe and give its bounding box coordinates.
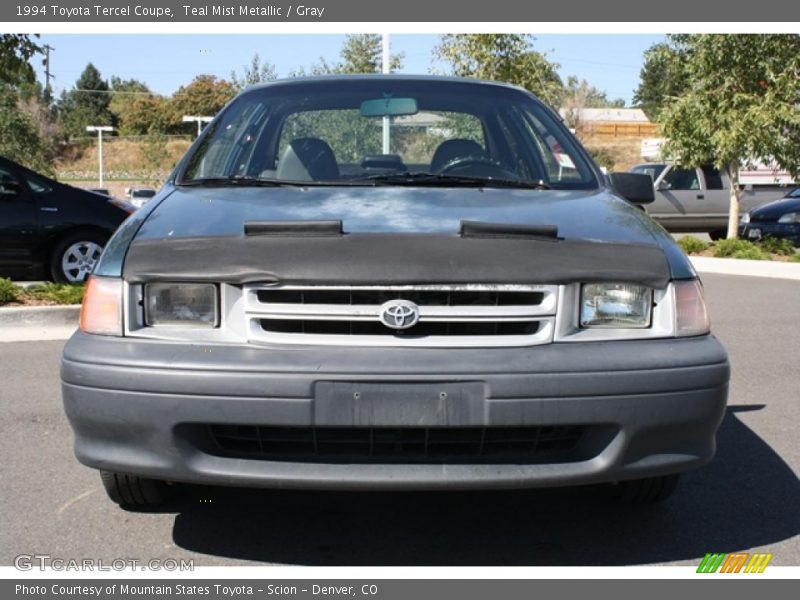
[745,553,773,573]
[697,552,773,573]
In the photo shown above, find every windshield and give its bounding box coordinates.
[178,78,600,190]
[631,164,667,182]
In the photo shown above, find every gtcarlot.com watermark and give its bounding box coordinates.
[14,554,194,571]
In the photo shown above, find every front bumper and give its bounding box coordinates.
[739,222,800,246]
[61,331,729,491]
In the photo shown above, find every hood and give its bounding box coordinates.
[749,196,800,222]
[134,185,664,246]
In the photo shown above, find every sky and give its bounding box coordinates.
[33,34,664,105]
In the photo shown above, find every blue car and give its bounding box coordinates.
[740,188,800,246]
[60,76,729,508]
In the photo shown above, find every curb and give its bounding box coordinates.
[0,305,80,343]
[690,256,800,281]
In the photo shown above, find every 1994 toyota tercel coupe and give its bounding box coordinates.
[61,76,730,507]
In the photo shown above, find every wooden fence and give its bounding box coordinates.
[580,122,659,138]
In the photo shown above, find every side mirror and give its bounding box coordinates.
[656,180,671,191]
[0,181,22,196]
[609,172,655,204]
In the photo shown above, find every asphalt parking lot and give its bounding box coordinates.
[0,272,798,567]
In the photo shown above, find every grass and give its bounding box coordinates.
[789,253,800,263]
[0,279,85,306]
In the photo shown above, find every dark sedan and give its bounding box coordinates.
[739,188,800,246]
[0,156,133,282]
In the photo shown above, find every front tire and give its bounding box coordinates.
[50,232,107,283]
[100,471,171,508]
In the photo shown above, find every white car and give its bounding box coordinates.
[125,186,158,208]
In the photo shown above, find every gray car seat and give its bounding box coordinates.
[430,139,488,172]
[276,137,340,181]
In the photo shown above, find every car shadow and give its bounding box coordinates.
[169,405,799,565]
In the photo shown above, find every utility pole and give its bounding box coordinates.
[42,44,55,103]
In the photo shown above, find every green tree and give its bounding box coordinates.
[660,34,800,239]
[339,34,403,73]
[433,34,562,107]
[633,38,690,120]
[118,95,172,135]
[230,53,278,91]
[108,77,156,135]
[0,34,41,86]
[291,34,404,77]
[57,63,115,138]
[0,85,53,174]
[171,75,236,132]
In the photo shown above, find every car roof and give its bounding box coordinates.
[244,74,529,95]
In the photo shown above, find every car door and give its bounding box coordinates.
[697,165,730,231]
[650,165,703,231]
[0,163,39,277]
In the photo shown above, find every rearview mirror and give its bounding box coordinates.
[609,172,655,204]
[360,97,418,118]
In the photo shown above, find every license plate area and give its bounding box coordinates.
[313,381,487,427]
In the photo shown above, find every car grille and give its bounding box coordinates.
[207,424,586,464]
[243,284,558,347]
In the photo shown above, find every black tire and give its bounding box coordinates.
[100,471,170,508]
[50,231,108,283]
[612,474,680,504]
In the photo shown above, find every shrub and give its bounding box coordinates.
[757,235,796,256]
[712,238,770,260]
[677,236,709,254]
[0,277,22,304]
[25,283,85,305]
[789,253,800,263]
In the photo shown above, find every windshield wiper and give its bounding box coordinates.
[179,176,298,187]
[350,172,552,190]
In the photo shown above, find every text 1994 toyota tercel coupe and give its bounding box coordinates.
[61,76,729,507]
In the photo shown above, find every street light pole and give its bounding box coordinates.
[382,33,391,155]
[85,126,114,188]
[182,115,213,138]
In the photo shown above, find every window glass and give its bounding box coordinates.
[26,174,51,193]
[701,165,724,190]
[180,79,599,190]
[664,167,700,190]
[0,167,21,195]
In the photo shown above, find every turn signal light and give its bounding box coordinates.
[80,276,123,336]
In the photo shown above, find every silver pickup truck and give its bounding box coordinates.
[631,162,788,238]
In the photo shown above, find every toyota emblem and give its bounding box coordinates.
[379,300,421,330]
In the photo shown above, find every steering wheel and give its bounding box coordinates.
[436,155,520,180]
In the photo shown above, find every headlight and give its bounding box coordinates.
[674,279,710,337]
[580,283,652,328]
[778,211,800,224]
[144,283,218,327]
